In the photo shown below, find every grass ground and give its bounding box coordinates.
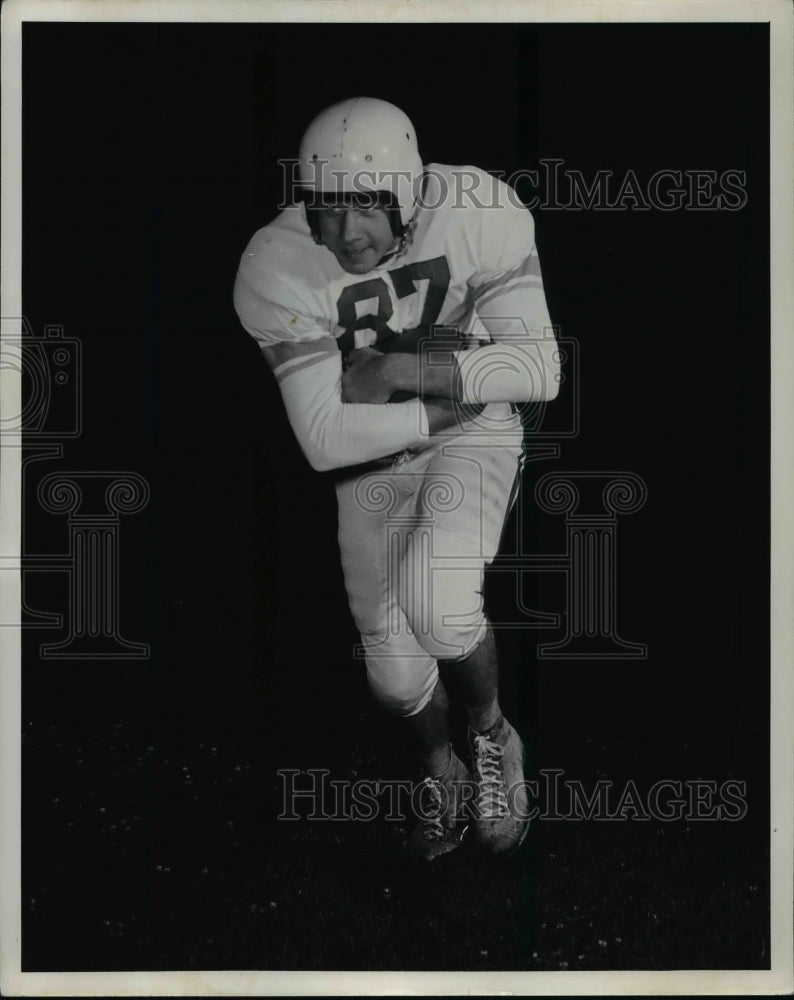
[22,706,768,972]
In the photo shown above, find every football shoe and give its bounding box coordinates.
[468,716,530,857]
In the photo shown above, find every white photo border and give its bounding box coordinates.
[1,0,792,995]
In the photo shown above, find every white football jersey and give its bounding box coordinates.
[233,164,556,470]
[236,163,543,346]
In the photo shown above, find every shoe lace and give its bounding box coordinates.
[418,776,445,842]
[472,735,508,818]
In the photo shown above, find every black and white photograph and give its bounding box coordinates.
[1,0,792,994]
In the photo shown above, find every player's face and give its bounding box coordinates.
[315,195,398,274]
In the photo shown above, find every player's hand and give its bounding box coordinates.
[341,347,393,403]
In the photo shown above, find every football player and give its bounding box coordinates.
[234,97,559,859]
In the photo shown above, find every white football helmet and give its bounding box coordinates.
[298,97,423,231]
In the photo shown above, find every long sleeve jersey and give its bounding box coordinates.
[233,164,558,472]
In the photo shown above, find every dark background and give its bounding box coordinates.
[20,22,769,971]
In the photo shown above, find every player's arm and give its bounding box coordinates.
[342,188,559,406]
[234,271,468,471]
[341,333,460,403]
[454,178,559,404]
[453,241,560,405]
[343,285,557,405]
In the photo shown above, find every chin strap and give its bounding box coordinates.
[399,216,416,253]
[377,216,416,266]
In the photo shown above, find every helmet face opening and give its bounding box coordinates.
[297,97,423,231]
[298,189,406,242]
